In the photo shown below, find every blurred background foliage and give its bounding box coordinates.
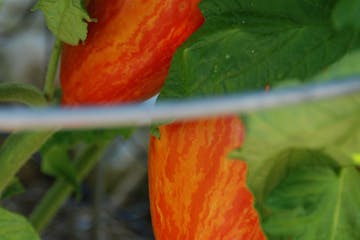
[0,1,154,239]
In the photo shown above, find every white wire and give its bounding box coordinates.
[0,78,359,131]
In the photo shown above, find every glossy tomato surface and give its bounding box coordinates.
[148,116,265,240]
[60,0,204,105]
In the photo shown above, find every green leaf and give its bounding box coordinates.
[231,47,360,200]
[200,0,334,24]
[245,148,340,210]
[312,49,360,81]
[39,128,131,195]
[1,178,24,200]
[150,126,161,139]
[273,48,360,88]
[260,150,360,240]
[332,0,360,30]
[231,50,360,218]
[41,128,133,153]
[0,130,56,192]
[41,146,80,196]
[30,144,107,232]
[150,120,174,139]
[158,0,356,100]
[0,208,39,240]
[33,0,94,45]
[231,92,360,201]
[352,153,360,165]
[0,83,46,106]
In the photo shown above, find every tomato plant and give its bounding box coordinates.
[0,0,359,240]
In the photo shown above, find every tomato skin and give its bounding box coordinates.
[60,0,204,105]
[148,116,265,240]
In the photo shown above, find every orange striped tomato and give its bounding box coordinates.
[148,116,265,239]
[60,0,204,105]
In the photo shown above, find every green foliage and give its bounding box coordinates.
[30,144,108,232]
[41,146,80,196]
[231,47,360,203]
[0,208,39,240]
[219,13,360,238]
[0,83,46,106]
[259,149,360,240]
[312,49,360,81]
[1,178,24,200]
[332,0,360,30]
[41,128,133,152]
[33,0,94,45]
[150,126,161,139]
[200,0,336,26]
[353,153,360,165]
[158,0,358,100]
[231,92,360,200]
[39,128,132,189]
[0,131,56,193]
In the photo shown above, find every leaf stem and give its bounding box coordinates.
[43,39,61,102]
[29,143,108,232]
[0,130,56,193]
[0,83,47,106]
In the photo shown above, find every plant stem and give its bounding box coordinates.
[0,130,56,193]
[43,39,61,102]
[29,143,108,233]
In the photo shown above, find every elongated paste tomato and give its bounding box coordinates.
[60,0,204,105]
[148,116,265,239]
